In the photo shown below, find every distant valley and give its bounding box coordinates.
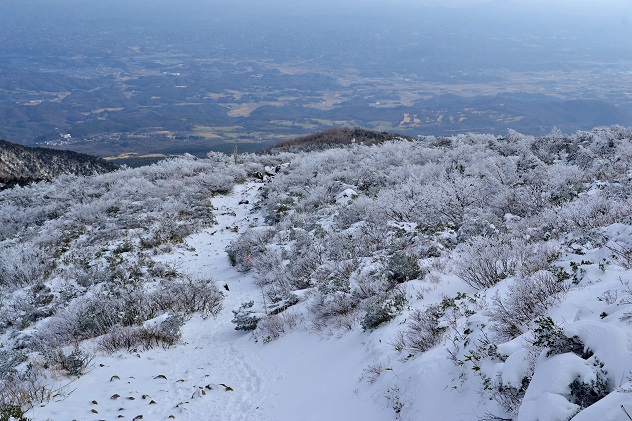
[2,0,632,157]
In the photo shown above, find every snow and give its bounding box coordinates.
[565,320,632,386]
[501,348,531,389]
[571,387,632,421]
[27,181,387,421]
[9,130,632,421]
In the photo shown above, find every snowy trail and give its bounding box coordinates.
[29,181,387,421]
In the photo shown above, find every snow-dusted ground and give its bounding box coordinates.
[28,182,387,421]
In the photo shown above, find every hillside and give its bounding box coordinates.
[0,139,118,189]
[269,127,416,151]
[1,127,632,420]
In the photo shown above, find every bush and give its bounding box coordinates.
[385,252,423,286]
[393,305,445,354]
[455,235,518,290]
[0,244,51,289]
[310,289,360,332]
[0,364,52,418]
[98,315,184,353]
[488,271,570,340]
[569,358,609,409]
[0,403,29,421]
[43,345,93,377]
[226,227,276,272]
[254,310,304,343]
[361,289,407,331]
[231,301,263,331]
[532,317,586,358]
[152,278,224,318]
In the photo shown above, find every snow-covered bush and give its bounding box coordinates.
[569,359,609,409]
[0,244,52,290]
[361,289,407,331]
[455,235,518,289]
[226,227,276,272]
[151,278,224,319]
[532,317,586,358]
[310,288,360,331]
[384,251,423,286]
[488,271,570,340]
[254,310,304,342]
[97,315,184,353]
[393,305,445,354]
[42,345,93,377]
[231,301,263,331]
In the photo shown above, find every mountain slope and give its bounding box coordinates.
[270,127,416,151]
[0,139,118,188]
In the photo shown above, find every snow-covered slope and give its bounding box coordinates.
[3,127,632,421]
[27,182,388,421]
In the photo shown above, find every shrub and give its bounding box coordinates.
[255,309,305,342]
[226,227,276,272]
[488,271,570,340]
[98,315,184,353]
[532,317,587,358]
[37,292,122,347]
[0,364,53,418]
[569,358,609,409]
[152,278,224,318]
[43,345,93,377]
[0,403,29,421]
[0,244,51,289]
[385,252,423,286]
[393,305,445,354]
[309,289,360,332]
[455,235,517,289]
[361,289,407,331]
[231,301,263,331]
[0,351,27,380]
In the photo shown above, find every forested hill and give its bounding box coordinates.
[270,127,416,151]
[0,139,118,188]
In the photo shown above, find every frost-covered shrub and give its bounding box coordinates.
[0,362,52,419]
[231,301,262,331]
[532,317,586,358]
[43,346,93,377]
[97,315,184,353]
[393,305,445,354]
[569,359,609,409]
[226,227,276,272]
[361,289,407,331]
[37,292,122,347]
[310,289,360,331]
[0,244,52,289]
[485,376,531,417]
[385,251,423,286]
[488,271,569,340]
[254,310,304,342]
[152,278,224,318]
[0,351,27,381]
[455,235,518,289]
